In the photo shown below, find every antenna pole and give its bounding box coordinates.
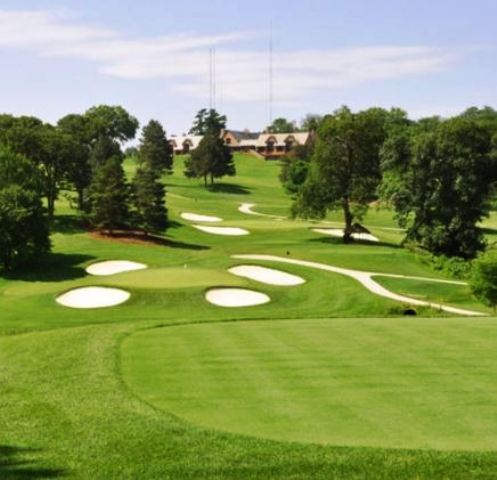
[269,22,274,126]
[209,47,213,109]
[213,47,217,110]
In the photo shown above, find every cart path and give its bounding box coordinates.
[232,254,484,317]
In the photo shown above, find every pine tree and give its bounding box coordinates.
[88,156,130,234]
[139,120,173,174]
[184,133,235,186]
[132,166,168,235]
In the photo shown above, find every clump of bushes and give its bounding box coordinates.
[470,251,497,312]
[429,255,474,280]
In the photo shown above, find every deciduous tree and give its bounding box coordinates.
[0,147,50,271]
[380,117,497,258]
[294,106,390,241]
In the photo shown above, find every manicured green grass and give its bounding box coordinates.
[1,152,497,478]
[123,317,497,451]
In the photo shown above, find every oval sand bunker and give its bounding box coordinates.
[181,212,222,223]
[229,265,305,286]
[312,228,379,242]
[56,287,130,309]
[193,225,249,236]
[86,260,147,276]
[206,288,270,307]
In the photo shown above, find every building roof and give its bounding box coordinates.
[170,135,203,150]
[228,130,260,141]
[255,132,311,148]
[169,131,311,152]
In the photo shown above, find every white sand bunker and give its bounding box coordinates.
[181,212,222,223]
[229,265,305,286]
[56,287,130,309]
[86,260,147,276]
[193,225,249,236]
[206,288,270,307]
[313,228,379,242]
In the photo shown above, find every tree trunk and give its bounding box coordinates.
[342,197,354,243]
[47,194,55,219]
[204,175,207,187]
[210,173,214,185]
[77,189,85,211]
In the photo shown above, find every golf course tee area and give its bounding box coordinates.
[2,154,497,479]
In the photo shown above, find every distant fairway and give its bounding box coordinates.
[123,317,497,451]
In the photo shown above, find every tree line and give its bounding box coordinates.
[0,106,237,272]
[282,106,497,261]
[0,105,174,270]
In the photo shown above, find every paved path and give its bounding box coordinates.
[238,203,285,219]
[232,254,484,317]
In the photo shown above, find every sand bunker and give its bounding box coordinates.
[229,265,305,286]
[181,212,222,223]
[56,287,130,309]
[313,228,379,242]
[233,254,484,317]
[193,225,249,236]
[86,260,147,276]
[206,288,270,307]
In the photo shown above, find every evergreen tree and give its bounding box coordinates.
[88,157,130,234]
[138,120,173,174]
[185,108,234,186]
[132,166,168,235]
[184,133,235,186]
[0,147,50,271]
[189,109,226,135]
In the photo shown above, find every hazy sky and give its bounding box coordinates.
[0,0,495,134]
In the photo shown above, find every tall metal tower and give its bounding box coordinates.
[269,22,274,126]
[209,47,217,110]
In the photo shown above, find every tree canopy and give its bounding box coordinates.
[294,106,391,241]
[189,109,226,136]
[267,117,295,133]
[380,116,497,258]
[84,105,139,143]
[184,132,235,186]
[138,120,173,174]
[0,147,50,271]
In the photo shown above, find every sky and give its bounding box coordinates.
[0,0,495,135]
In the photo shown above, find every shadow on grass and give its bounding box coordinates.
[481,227,497,236]
[162,237,211,251]
[3,254,94,282]
[51,215,86,235]
[90,231,210,251]
[0,445,65,479]
[207,183,251,195]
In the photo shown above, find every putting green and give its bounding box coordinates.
[122,317,497,450]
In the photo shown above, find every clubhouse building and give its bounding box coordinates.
[170,130,313,159]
